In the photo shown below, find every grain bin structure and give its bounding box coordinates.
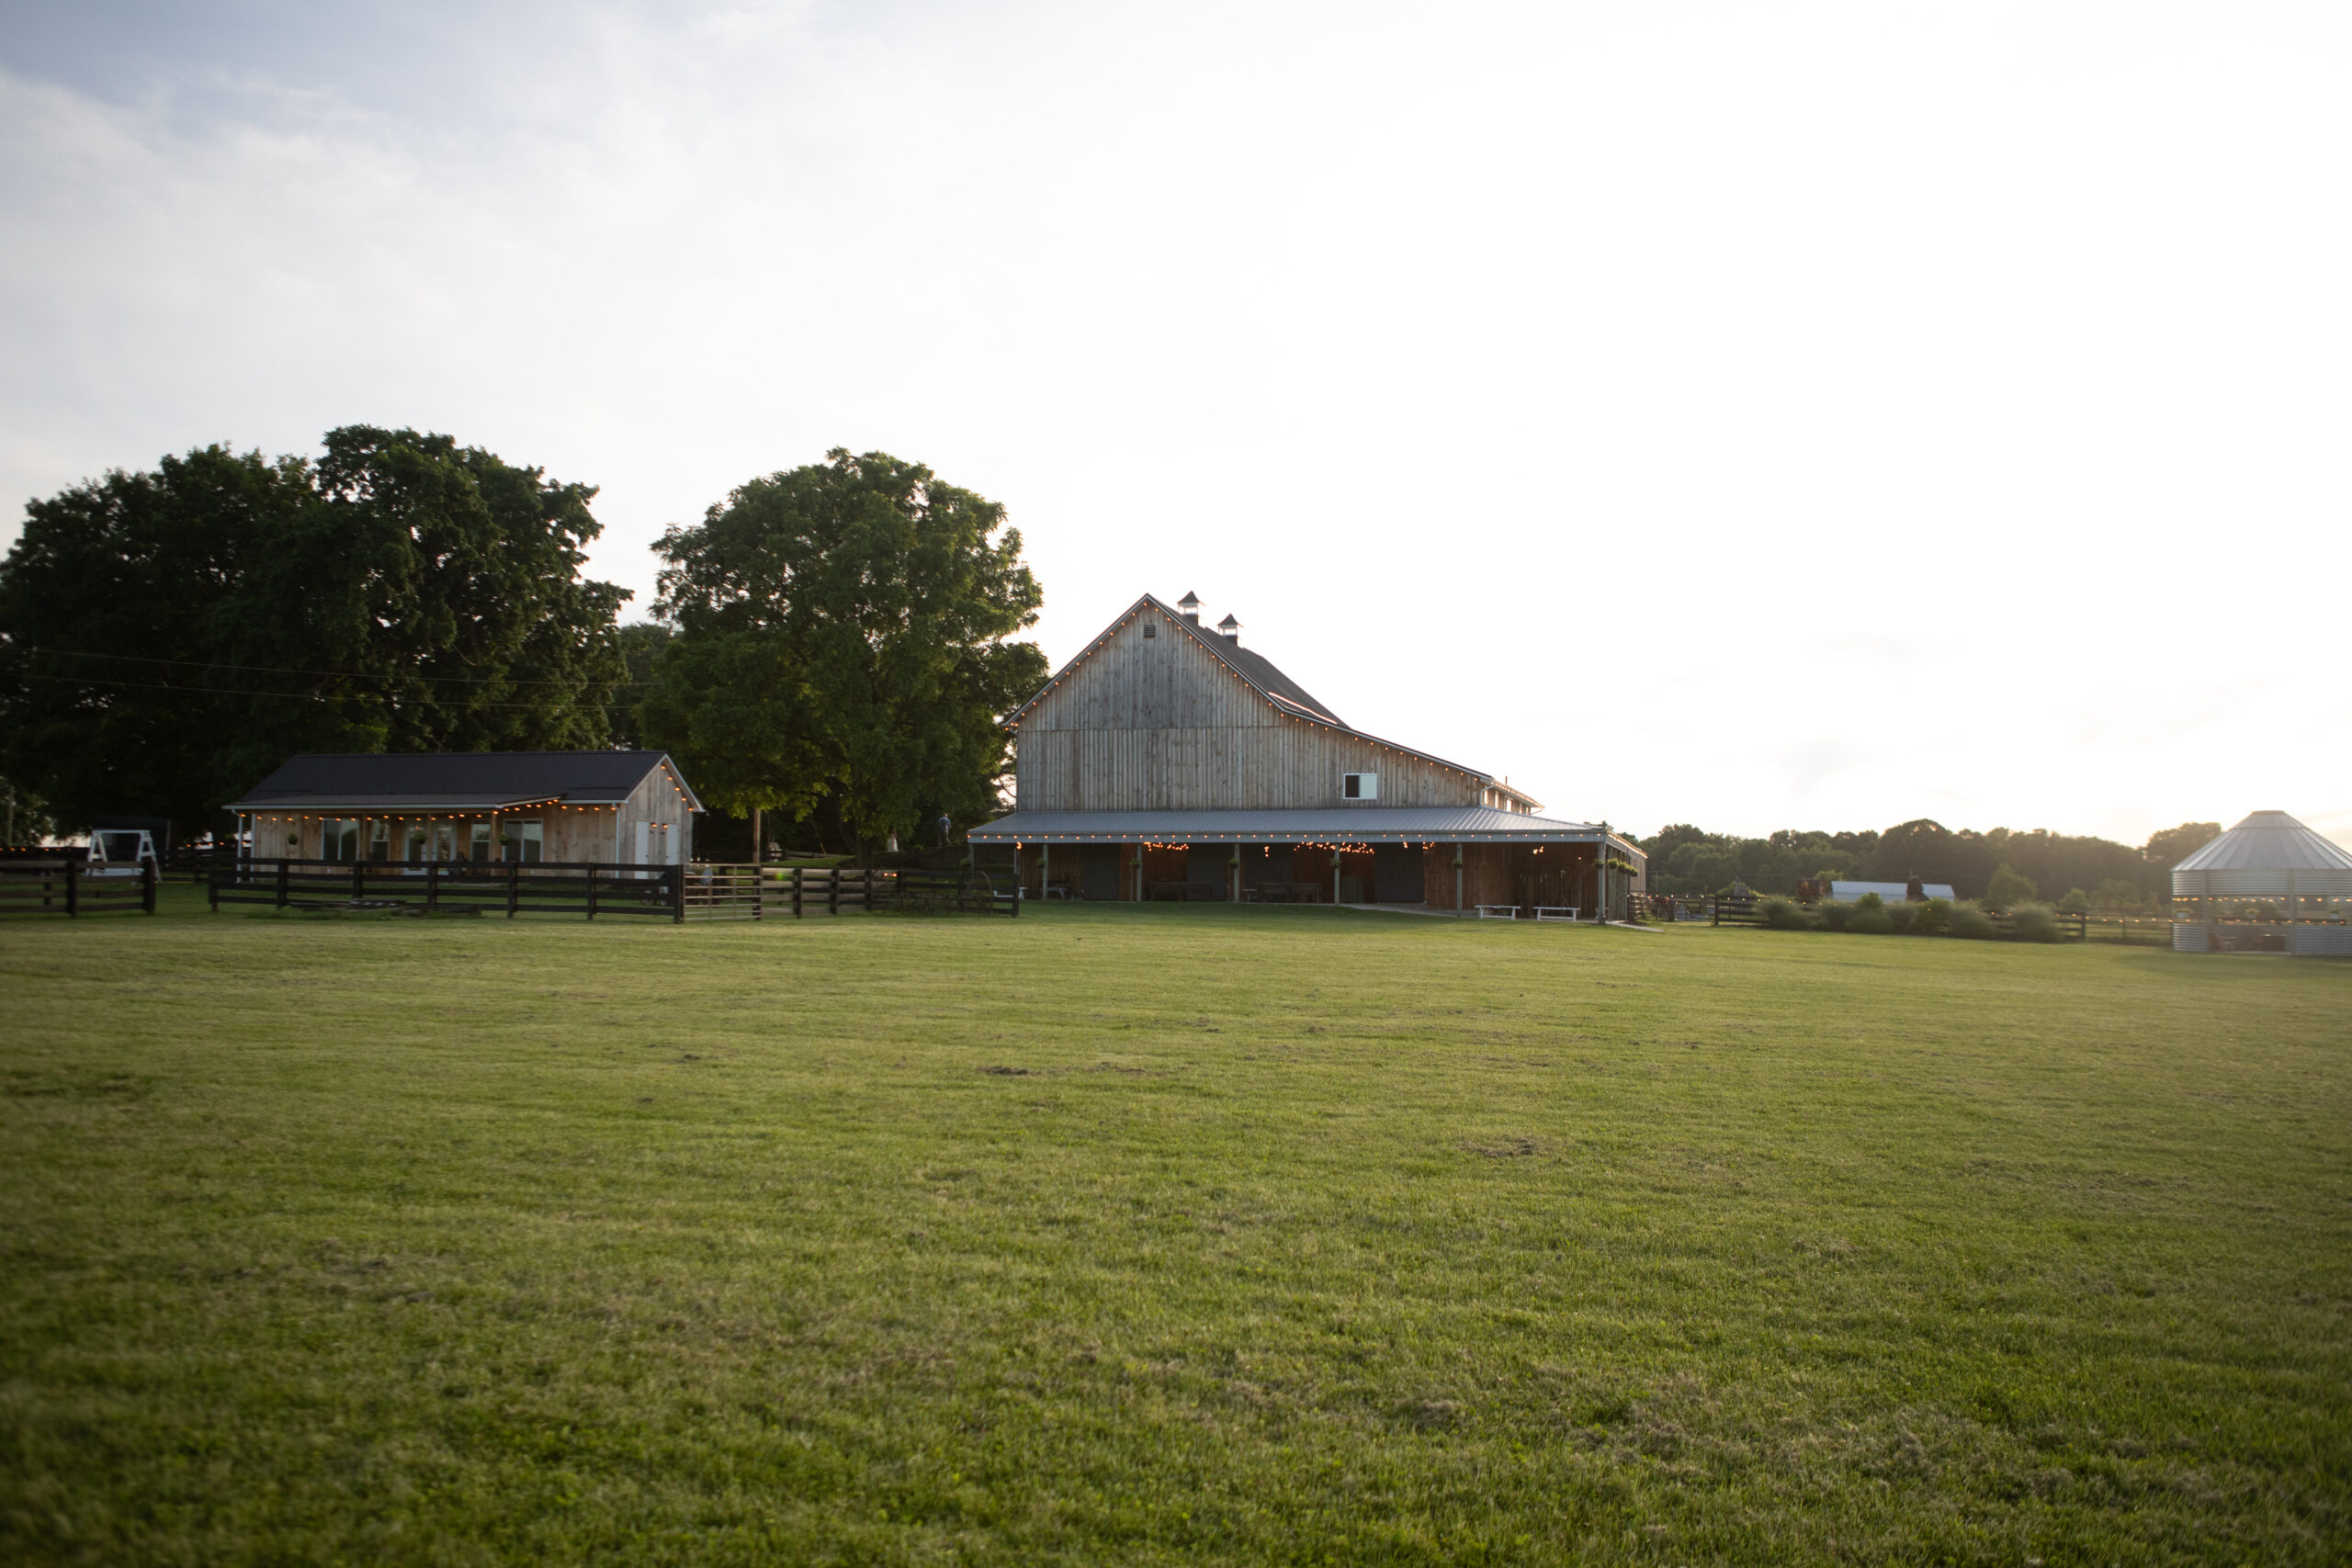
[2170,810,2352,954]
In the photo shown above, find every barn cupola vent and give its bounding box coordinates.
[1177,591,1202,625]
[1217,614,1241,644]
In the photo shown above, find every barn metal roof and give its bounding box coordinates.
[228,751,702,813]
[1831,880,1960,904]
[967,807,1642,852]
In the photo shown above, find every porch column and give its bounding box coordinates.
[1230,844,1241,905]
[1041,842,1049,901]
[1132,842,1142,902]
[1453,845,1464,916]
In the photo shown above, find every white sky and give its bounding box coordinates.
[3,0,2346,848]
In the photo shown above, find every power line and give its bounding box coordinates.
[9,669,624,712]
[16,646,659,689]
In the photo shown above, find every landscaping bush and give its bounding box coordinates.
[1950,906,1996,940]
[1759,897,1812,931]
[1819,900,1853,931]
[2055,887,2090,915]
[1854,891,1884,910]
[1883,902,1917,934]
[1848,906,1894,935]
[2009,903,2061,942]
[1909,898,1951,936]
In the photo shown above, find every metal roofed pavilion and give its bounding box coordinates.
[968,807,1629,847]
[2172,810,2352,896]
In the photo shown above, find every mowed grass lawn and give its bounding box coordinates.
[2,894,2347,1566]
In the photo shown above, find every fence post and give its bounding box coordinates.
[276,858,289,909]
[829,869,840,916]
[65,858,79,919]
[209,859,220,913]
[142,857,156,915]
[353,861,364,904]
[427,860,439,910]
[586,864,599,921]
[671,865,685,924]
[793,866,803,918]
[753,865,763,922]
[508,859,520,919]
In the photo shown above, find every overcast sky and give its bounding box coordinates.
[4,0,2346,849]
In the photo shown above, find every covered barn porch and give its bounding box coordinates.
[967,809,1647,920]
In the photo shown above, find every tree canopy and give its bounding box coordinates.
[1641,818,2198,901]
[640,449,1046,855]
[0,429,628,838]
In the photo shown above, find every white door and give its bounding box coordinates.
[634,819,650,866]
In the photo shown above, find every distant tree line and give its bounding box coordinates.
[0,434,1043,856]
[1640,818,2222,908]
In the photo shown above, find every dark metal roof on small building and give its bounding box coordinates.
[228,751,701,814]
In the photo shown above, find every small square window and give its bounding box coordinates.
[1342,773,1378,801]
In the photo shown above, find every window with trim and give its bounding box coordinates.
[1342,773,1378,801]
[322,819,363,863]
[469,823,492,861]
[368,820,391,862]
[501,820,543,863]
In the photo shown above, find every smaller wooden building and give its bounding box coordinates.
[227,751,702,866]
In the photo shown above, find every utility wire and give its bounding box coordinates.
[16,646,660,688]
[9,669,627,712]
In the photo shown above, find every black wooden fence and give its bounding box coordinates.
[206,859,915,922]
[0,858,157,918]
[870,866,1019,916]
[211,858,688,919]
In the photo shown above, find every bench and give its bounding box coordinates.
[1533,906,1581,921]
[1475,905,1519,919]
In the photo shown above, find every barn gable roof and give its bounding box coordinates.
[1007,593,1539,807]
[228,751,702,814]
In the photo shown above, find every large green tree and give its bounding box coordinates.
[642,449,1046,856]
[0,429,628,839]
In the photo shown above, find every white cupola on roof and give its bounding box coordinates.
[1177,591,1202,625]
[1217,614,1240,644]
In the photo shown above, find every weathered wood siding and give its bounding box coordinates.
[1016,605,1484,811]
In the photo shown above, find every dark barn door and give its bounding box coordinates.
[1080,844,1121,901]
[1373,843,1425,903]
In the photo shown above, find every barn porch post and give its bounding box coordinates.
[1453,844,1464,916]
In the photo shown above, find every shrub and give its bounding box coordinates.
[2055,887,2089,915]
[1950,906,1996,940]
[1759,897,1812,931]
[2009,903,2061,942]
[1849,906,1895,935]
[1883,901,1917,934]
[2091,877,2143,913]
[1986,863,2038,908]
[1820,900,1853,931]
[1909,897,1951,936]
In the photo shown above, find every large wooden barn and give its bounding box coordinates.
[970,592,1646,916]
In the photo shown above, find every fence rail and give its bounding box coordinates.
[204,859,914,922]
[870,867,1018,916]
[0,858,157,917]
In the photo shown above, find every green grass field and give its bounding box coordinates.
[3,894,2346,1565]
